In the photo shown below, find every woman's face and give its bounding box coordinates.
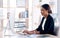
[41,7,48,17]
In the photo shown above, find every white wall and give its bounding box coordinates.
[57,0,60,38]
[28,0,33,31]
[32,0,41,30]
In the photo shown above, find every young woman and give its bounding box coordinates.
[23,4,54,35]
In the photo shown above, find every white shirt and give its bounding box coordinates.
[42,18,46,30]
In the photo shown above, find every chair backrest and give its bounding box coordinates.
[54,26,59,36]
[58,27,60,38]
[50,14,59,36]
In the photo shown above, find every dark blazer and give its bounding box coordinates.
[36,15,54,35]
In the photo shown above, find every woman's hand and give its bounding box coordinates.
[23,30,40,35]
[23,30,34,34]
[23,30,29,34]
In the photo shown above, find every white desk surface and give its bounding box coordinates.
[4,33,58,38]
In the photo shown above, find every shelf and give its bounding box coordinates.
[16,0,26,8]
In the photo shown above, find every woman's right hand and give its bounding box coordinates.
[23,30,29,33]
[23,30,34,34]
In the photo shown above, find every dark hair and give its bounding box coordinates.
[42,4,52,14]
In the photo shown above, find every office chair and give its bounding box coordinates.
[54,26,59,36]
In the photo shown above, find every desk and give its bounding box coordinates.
[4,34,58,38]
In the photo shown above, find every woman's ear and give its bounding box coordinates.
[46,10,48,13]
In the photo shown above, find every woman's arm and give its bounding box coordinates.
[23,30,40,34]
